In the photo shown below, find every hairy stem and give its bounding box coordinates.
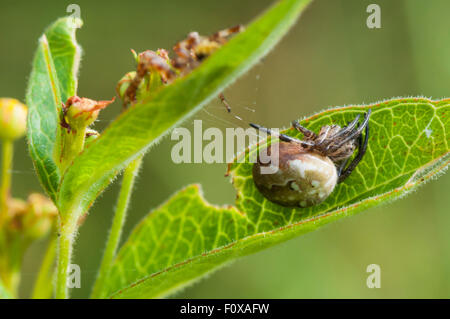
[0,140,19,297]
[32,236,57,299]
[59,128,86,173]
[55,221,75,299]
[91,156,143,298]
[0,140,13,219]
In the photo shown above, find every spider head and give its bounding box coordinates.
[298,111,371,164]
[311,124,357,162]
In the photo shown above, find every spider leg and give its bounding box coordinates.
[250,123,314,146]
[331,114,361,139]
[219,93,231,113]
[292,121,317,139]
[327,109,371,153]
[321,114,361,149]
[315,126,331,146]
[337,158,350,177]
[337,117,370,183]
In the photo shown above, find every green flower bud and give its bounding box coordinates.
[5,194,57,240]
[59,96,114,173]
[0,98,27,141]
[0,193,56,296]
[4,198,27,232]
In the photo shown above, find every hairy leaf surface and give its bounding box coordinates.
[26,17,82,201]
[57,0,313,225]
[103,98,449,298]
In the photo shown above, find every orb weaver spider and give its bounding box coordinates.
[250,110,371,207]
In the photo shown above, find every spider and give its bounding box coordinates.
[120,25,244,111]
[250,110,371,207]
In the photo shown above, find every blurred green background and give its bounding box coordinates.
[1,0,449,298]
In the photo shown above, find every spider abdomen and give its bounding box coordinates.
[252,142,338,207]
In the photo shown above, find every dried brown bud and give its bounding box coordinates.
[63,96,114,131]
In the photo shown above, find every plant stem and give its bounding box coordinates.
[32,236,57,299]
[91,156,143,298]
[0,139,18,297]
[60,128,86,173]
[0,236,23,298]
[0,140,13,220]
[55,222,75,299]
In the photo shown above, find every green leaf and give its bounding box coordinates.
[103,97,449,298]
[57,0,313,224]
[26,17,82,202]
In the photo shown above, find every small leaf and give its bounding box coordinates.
[26,17,82,202]
[57,0,313,224]
[44,18,82,103]
[103,98,449,298]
